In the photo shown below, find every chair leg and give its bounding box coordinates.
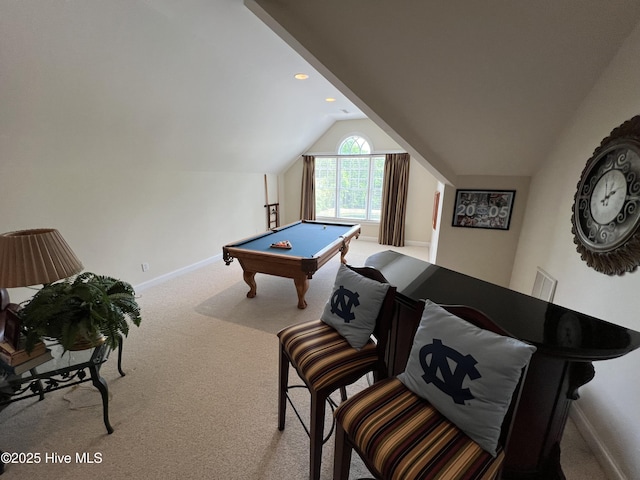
[333,421,352,480]
[309,391,327,480]
[278,344,290,431]
[339,386,348,402]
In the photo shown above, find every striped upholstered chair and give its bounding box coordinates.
[277,265,397,480]
[332,303,534,480]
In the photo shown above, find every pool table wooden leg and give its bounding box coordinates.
[340,240,350,264]
[243,271,257,298]
[293,275,309,309]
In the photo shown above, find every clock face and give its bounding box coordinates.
[589,169,626,224]
[573,143,640,253]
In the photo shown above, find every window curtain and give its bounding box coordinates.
[378,153,410,246]
[300,155,316,220]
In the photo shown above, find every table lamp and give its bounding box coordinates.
[0,228,84,287]
[0,228,84,347]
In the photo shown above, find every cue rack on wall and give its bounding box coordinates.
[264,174,280,229]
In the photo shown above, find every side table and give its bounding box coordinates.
[0,337,125,475]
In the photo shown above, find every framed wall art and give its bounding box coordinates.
[452,189,516,230]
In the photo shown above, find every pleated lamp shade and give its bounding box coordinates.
[0,228,84,288]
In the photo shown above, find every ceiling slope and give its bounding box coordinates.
[1,0,364,174]
[247,0,640,183]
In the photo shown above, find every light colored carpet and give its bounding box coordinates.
[0,240,606,479]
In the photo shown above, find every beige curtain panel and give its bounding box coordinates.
[300,155,316,221]
[378,153,410,246]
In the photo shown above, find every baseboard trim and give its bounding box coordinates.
[132,238,430,292]
[356,235,378,243]
[570,404,627,480]
[405,240,430,248]
[357,236,430,248]
[134,254,222,292]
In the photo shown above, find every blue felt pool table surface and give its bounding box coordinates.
[231,221,357,257]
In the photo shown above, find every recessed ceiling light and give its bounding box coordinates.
[294,73,309,80]
[325,97,336,102]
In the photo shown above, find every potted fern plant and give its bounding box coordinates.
[19,272,141,352]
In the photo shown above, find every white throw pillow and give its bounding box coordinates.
[397,300,536,456]
[321,264,390,349]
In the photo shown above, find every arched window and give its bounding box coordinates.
[315,135,384,221]
[339,135,371,155]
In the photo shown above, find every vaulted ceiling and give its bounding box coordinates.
[1,0,363,174]
[4,1,640,183]
[246,0,640,184]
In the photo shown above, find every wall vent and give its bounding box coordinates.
[532,267,557,302]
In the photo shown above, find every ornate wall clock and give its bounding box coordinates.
[571,115,640,275]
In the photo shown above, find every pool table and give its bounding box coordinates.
[222,220,361,309]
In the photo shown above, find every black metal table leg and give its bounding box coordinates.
[89,365,113,434]
[116,335,125,377]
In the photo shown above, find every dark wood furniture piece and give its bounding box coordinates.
[277,265,396,480]
[223,220,360,309]
[365,250,640,480]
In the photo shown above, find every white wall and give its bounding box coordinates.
[0,2,272,303]
[282,119,437,244]
[0,164,268,304]
[510,20,640,480]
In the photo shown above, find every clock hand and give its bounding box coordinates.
[601,180,611,206]
[601,183,619,206]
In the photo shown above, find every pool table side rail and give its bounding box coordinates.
[272,219,361,231]
[222,248,320,279]
[311,225,361,266]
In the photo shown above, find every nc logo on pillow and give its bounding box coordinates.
[321,264,390,350]
[419,339,481,405]
[330,285,360,323]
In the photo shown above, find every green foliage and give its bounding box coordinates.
[19,272,141,352]
[338,135,371,155]
[315,155,384,220]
